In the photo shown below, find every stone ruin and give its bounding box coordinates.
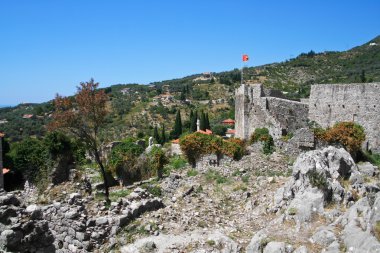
[235,82,380,153]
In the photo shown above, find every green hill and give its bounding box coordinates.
[1,35,379,142]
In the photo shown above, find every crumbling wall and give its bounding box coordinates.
[309,83,380,152]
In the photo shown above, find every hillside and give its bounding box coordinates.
[1,35,379,142]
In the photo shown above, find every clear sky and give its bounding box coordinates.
[0,0,379,105]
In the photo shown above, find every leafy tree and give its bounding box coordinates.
[9,138,48,182]
[48,78,113,203]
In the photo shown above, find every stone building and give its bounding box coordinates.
[235,83,309,140]
[235,82,380,153]
[309,83,380,153]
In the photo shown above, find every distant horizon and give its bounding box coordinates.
[1,1,380,105]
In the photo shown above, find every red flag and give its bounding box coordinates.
[242,54,249,62]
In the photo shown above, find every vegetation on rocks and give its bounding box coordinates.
[314,121,366,155]
[250,128,275,155]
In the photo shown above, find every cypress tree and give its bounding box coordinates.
[205,113,210,130]
[200,111,206,131]
[161,124,166,144]
[189,110,194,132]
[191,110,198,132]
[153,126,160,144]
[174,110,182,138]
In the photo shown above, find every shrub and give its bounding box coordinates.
[307,170,328,190]
[108,140,145,183]
[148,146,168,179]
[187,169,198,177]
[315,122,366,154]
[249,128,275,155]
[179,132,244,167]
[250,128,270,144]
[169,155,188,170]
[212,124,227,136]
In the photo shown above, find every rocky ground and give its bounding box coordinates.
[1,146,380,252]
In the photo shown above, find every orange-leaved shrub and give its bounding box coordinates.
[179,133,244,167]
[315,122,366,154]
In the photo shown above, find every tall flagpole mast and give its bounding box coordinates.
[241,53,244,85]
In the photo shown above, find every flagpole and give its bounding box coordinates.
[241,54,243,85]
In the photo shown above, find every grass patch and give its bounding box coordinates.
[241,175,250,183]
[206,240,216,246]
[187,169,198,177]
[205,169,229,184]
[141,184,162,197]
[374,221,380,240]
[109,189,131,202]
[288,207,297,215]
[170,155,188,169]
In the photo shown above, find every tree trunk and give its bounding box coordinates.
[94,150,110,203]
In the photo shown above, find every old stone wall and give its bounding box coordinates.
[235,83,309,140]
[308,83,380,152]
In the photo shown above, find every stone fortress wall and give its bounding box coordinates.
[309,83,380,153]
[236,82,380,153]
[235,83,309,140]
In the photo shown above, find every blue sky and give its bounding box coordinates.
[0,1,379,105]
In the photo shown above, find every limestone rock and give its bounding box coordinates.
[263,241,286,253]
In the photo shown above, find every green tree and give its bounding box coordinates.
[205,113,210,130]
[153,126,160,144]
[190,110,198,132]
[200,111,206,131]
[212,124,227,136]
[360,70,367,83]
[173,110,182,139]
[161,125,166,144]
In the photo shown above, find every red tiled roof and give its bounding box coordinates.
[222,119,235,124]
[3,168,10,174]
[22,114,34,119]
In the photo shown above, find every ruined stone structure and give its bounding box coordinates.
[236,82,380,153]
[309,83,380,153]
[235,83,309,140]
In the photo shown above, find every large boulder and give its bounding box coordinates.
[275,146,358,209]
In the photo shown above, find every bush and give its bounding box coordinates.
[169,155,188,170]
[148,146,168,179]
[250,128,270,144]
[315,122,366,154]
[212,124,227,136]
[179,133,244,167]
[250,128,275,155]
[108,140,145,183]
